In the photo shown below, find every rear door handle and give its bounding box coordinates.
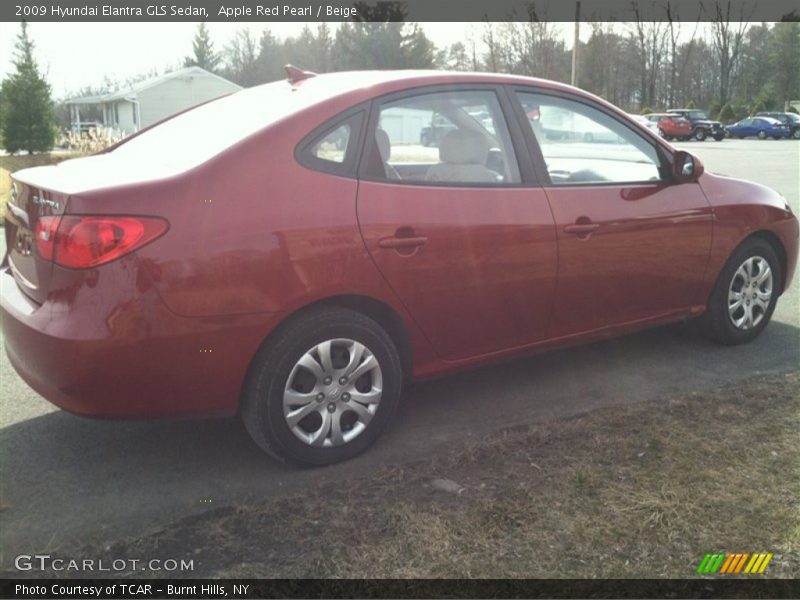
[378,236,428,249]
[563,223,600,235]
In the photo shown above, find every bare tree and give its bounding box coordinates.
[630,1,669,109]
[482,21,501,72]
[705,0,752,104]
[664,0,700,106]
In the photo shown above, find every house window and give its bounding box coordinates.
[114,104,119,125]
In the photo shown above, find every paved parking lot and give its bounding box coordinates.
[0,138,798,570]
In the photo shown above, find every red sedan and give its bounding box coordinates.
[646,113,694,140]
[2,68,797,465]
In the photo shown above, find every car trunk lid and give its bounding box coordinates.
[4,175,69,304]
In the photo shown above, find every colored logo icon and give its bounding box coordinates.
[697,552,773,574]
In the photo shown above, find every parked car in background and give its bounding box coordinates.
[667,108,726,141]
[630,114,660,135]
[645,113,693,141]
[3,68,797,466]
[755,111,800,139]
[420,112,457,147]
[725,116,791,140]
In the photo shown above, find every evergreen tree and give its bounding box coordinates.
[185,23,220,71]
[717,102,736,123]
[769,22,800,107]
[0,22,56,154]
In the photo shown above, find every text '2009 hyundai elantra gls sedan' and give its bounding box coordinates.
[2,67,797,465]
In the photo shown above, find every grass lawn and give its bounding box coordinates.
[61,370,799,580]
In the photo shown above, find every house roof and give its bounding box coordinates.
[66,66,242,105]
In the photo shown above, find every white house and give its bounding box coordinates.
[65,66,242,135]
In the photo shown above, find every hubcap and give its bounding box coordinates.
[728,256,773,330]
[283,338,383,448]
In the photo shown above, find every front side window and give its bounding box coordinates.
[365,90,521,185]
[516,92,662,185]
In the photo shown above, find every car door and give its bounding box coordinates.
[356,86,557,361]
[511,89,713,338]
[739,118,755,136]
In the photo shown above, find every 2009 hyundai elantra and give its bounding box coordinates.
[2,67,797,465]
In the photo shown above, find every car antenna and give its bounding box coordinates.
[285,65,317,86]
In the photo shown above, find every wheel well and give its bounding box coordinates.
[251,295,414,385]
[749,230,788,292]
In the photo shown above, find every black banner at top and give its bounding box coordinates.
[3,0,800,22]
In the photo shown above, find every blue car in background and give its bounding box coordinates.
[725,116,791,139]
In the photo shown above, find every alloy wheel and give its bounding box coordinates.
[728,256,773,330]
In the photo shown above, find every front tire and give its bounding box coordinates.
[757,130,767,140]
[694,128,707,141]
[241,307,403,466]
[700,238,782,345]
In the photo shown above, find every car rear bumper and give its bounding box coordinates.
[1,266,279,418]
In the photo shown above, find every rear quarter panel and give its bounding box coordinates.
[66,102,441,380]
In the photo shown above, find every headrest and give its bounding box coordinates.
[375,129,391,162]
[439,129,489,165]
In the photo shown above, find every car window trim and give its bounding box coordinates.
[507,86,674,188]
[356,83,540,188]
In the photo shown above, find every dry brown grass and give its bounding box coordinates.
[62,371,800,579]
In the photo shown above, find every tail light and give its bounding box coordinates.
[35,215,168,269]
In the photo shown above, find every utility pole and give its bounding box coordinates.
[571,2,581,87]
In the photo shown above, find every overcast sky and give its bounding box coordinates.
[0,22,597,98]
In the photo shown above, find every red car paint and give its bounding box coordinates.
[2,71,797,418]
[649,113,693,139]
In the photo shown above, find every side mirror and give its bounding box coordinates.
[673,150,704,181]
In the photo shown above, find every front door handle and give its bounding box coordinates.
[378,236,428,250]
[564,222,600,235]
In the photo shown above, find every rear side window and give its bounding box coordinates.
[363,90,521,186]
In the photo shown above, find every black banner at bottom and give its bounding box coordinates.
[2,578,800,599]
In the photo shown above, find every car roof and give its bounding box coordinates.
[281,69,593,99]
[265,68,644,120]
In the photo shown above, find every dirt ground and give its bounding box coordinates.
[30,370,797,581]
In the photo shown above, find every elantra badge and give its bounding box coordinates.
[32,195,60,211]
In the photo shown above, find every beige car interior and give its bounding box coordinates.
[424,129,499,183]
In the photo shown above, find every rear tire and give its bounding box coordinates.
[700,238,782,345]
[241,307,402,466]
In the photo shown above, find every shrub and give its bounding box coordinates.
[57,127,125,153]
[750,100,767,116]
[717,103,737,124]
[686,100,697,109]
[641,106,654,115]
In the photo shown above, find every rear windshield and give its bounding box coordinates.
[108,80,320,170]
